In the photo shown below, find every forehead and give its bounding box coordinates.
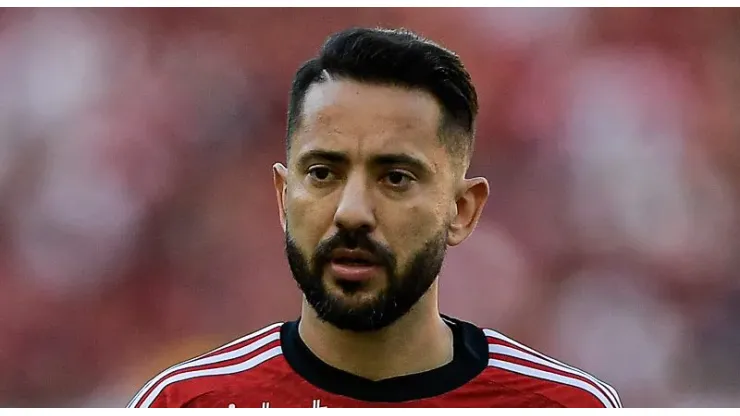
[291,79,446,163]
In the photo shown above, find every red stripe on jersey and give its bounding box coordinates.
[132,338,281,408]
[487,337,617,408]
[481,365,570,407]
[129,323,283,408]
[194,324,283,361]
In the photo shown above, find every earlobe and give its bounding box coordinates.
[273,163,289,232]
[447,177,489,246]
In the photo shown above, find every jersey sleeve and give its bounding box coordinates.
[549,381,623,408]
[127,379,242,408]
[127,377,178,408]
[126,368,232,408]
[484,327,623,408]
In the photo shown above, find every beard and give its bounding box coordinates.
[285,224,448,332]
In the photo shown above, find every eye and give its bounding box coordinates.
[307,166,335,182]
[382,170,415,189]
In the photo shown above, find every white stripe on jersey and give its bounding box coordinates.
[484,328,621,407]
[488,344,616,407]
[139,346,282,408]
[127,322,283,408]
[488,359,615,408]
[209,322,283,354]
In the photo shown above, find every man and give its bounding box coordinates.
[127,27,622,408]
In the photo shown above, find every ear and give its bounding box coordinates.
[447,176,489,246]
[273,163,289,232]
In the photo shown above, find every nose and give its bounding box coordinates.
[333,173,376,233]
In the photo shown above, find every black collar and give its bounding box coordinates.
[280,315,488,402]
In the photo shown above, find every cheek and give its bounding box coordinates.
[380,203,442,262]
[285,185,337,250]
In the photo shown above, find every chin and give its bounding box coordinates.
[326,280,383,303]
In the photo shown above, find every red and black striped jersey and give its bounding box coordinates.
[127,316,621,408]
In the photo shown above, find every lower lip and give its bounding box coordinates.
[328,261,382,282]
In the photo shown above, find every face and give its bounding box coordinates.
[275,79,488,332]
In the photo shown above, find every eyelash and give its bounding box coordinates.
[307,166,335,182]
[382,170,415,189]
[306,166,417,190]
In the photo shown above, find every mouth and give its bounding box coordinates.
[331,257,375,267]
[327,249,382,282]
[330,248,379,266]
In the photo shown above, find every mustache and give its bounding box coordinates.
[313,228,396,270]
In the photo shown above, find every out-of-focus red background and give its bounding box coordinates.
[1,7,739,407]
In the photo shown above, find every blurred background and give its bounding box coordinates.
[0,7,739,408]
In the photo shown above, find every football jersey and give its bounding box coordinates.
[127,315,621,408]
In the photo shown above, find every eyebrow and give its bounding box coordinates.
[370,153,433,175]
[295,149,349,168]
[294,149,434,175]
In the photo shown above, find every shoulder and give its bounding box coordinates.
[127,322,284,408]
[482,327,622,408]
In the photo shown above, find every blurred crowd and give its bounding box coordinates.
[0,8,739,407]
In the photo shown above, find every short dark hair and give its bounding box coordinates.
[286,27,478,163]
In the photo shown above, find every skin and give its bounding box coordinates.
[273,79,489,381]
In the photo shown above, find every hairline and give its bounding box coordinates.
[287,76,473,171]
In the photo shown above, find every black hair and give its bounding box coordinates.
[286,27,478,162]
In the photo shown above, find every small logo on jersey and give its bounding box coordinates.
[312,400,327,408]
[233,400,326,408]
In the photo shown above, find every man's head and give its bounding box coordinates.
[274,27,489,332]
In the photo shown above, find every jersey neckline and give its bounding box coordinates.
[280,314,489,402]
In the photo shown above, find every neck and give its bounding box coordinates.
[298,281,453,381]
